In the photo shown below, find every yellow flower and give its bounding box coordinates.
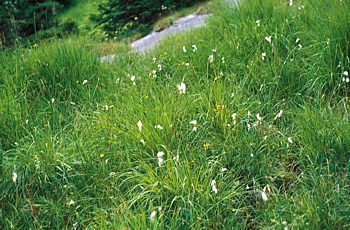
[214,104,222,112]
[99,153,105,159]
[204,143,210,151]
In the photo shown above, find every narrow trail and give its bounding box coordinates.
[100,0,239,61]
[131,14,209,53]
[131,0,239,54]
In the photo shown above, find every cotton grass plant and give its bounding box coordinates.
[1,0,350,228]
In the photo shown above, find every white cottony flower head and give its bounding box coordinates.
[183,46,187,53]
[150,70,157,78]
[150,210,157,222]
[158,64,162,71]
[342,77,350,83]
[221,167,228,172]
[231,113,237,120]
[208,54,214,63]
[157,151,165,158]
[192,44,197,52]
[154,125,163,130]
[296,38,300,43]
[231,113,237,125]
[261,52,267,61]
[185,62,190,67]
[177,82,186,94]
[265,36,272,43]
[137,120,142,132]
[274,110,284,120]
[256,20,261,27]
[82,80,88,85]
[131,75,136,85]
[256,113,263,121]
[140,139,146,145]
[211,180,218,193]
[289,0,293,6]
[190,119,198,131]
[261,190,268,202]
[69,199,75,206]
[12,171,17,183]
[173,154,179,162]
[343,71,349,76]
[189,120,198,126]
[157,152,165,166]
[288,137,293,144]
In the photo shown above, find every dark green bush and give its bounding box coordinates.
[0,0,70,45]
[60,20,79,34]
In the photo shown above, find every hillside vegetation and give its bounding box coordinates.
[57,0,102,32]
[1,0,350,228]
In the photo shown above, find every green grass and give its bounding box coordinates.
[57,0,104,31]
[1,0,350,228]
[57,0,211,41]
[154,1,213,31]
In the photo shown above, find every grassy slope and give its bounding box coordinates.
[153,1,213,30]
[57,0,212,40]
[1,0,350,229]
[57,0,103,30]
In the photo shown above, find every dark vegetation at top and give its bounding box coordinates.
[0,0,73,46]
[91,0,206,39]
[0,0,206,46]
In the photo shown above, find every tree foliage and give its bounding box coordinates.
[0,0,72,45]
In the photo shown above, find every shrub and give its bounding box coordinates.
[0,0,70,45]
[60,20,79,34]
